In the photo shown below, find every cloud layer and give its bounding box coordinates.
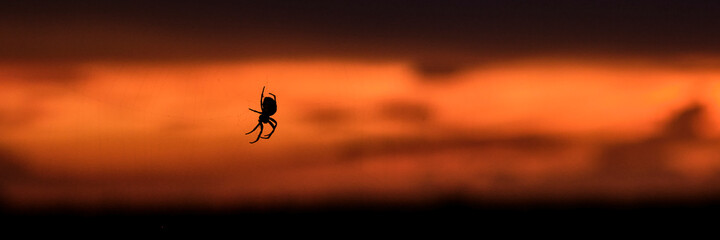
[4,1,720,67]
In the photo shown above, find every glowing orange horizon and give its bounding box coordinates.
[3,58,720,208]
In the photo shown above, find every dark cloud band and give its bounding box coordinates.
[2,1,720,64]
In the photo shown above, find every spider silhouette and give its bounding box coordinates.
[246,86,277,144]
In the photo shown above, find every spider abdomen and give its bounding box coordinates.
[262,97,277,115]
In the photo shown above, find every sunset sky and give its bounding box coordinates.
[4,1,720,214]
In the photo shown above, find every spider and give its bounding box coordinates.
[246,86,277,144]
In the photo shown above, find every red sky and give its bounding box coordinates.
[4,1,720,212]
[4,58,720,211]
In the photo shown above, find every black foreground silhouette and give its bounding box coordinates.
[246,86,277,144]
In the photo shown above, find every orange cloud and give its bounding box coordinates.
[3,59,720,210]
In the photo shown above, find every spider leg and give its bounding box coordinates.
[249,108,262,114]
[249,123,264,144]
[245,122,261,135]
[268,93,276,101]
[260,86,265,106]
[261,118,277,139]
